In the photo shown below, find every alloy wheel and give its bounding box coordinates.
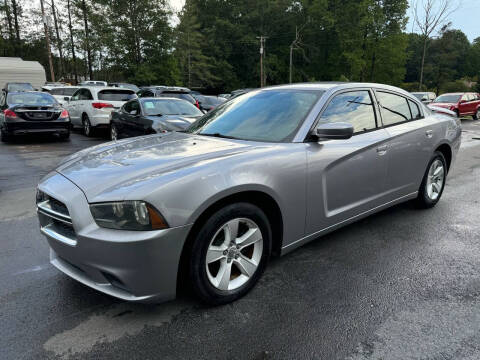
[205,218,263,291]
[426,159,445,201]
[83,118,90,136]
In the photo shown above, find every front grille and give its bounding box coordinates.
[37,192,77,245]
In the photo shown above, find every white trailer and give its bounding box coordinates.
[0,57,47,90]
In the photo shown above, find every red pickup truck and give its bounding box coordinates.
[428,92,480,119]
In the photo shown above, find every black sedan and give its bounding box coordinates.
[109,97,203,140]
[0,91,70,142]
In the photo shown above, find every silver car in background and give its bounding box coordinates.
[37,83,461,305]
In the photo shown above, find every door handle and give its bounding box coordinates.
[376,145,388,156]
[426,130,433,138]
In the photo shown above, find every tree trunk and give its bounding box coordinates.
[81,0,93,80]
[419,35,428,90]
[4,0,14,52]
[51,0,64,79]
[11,0,20,40]
[67,0,78,83]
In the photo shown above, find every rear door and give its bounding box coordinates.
[305,89,390,234]
[375,90,433,199]
[66,89,81,124]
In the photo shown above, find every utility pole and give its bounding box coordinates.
[40,0,55,82]
[257,36,268,87]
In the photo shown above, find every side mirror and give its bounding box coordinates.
[314,122,354,140]
[460,100,467,104]
[63,97,70,102]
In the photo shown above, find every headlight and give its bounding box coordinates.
[90,201,169,231]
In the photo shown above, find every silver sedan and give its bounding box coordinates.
[37,82,462,305]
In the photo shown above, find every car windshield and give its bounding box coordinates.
[434,94,461,103]
[8,83,34,92]
[117,84,140,92]
[159,92,195,103]
[98,90,136,101]
[7,92,57,106]
[186,89,323,142]
[199,96,225,106]
[142,99,203,116]
[412,93,426,100]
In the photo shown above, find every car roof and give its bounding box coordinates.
[263,82,415,97]
[439,93,463,95]
[82,86,136,93]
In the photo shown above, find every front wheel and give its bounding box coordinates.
[189,203,271,305]
[110,123,118,141]
[416,151,447,208]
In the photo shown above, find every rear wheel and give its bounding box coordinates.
[189,203,271,305]
[473,108,480,120]
[416,151,447,208]
[82,115,93,137]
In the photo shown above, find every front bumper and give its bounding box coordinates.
[3,118,70,135]
[37,172,192,303]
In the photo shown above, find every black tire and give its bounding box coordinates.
[455,109,460,119]
[416,151,447,208]
[189,203,271,305]
[473,108,480,120]
[110,123,118,141]
[0,128,10,143]
[82,114,94,137]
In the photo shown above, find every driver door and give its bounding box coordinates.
[305,89,390,235]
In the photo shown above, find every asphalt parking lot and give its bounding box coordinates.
[1,120,480,360]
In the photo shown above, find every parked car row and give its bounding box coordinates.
[410,91,480,119]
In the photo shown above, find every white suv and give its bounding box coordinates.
[66,87,137,136]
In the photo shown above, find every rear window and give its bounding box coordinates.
[98,90,136,101]
[7,83,34,92]
[7,92,57,106]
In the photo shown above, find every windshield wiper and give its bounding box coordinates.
[200,132,241,140]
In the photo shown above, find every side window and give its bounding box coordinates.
[71,90,81,101]
[123,101,132,113]
[319,90,377,133]
[130,101,140,115]
[85,89,93,100]
[408,100,422,120]
[376,91,411,126]
[461,94,469,102]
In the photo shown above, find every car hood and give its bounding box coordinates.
[56,132,253,201]
[147,115,200,131]
[429,102,455,109]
